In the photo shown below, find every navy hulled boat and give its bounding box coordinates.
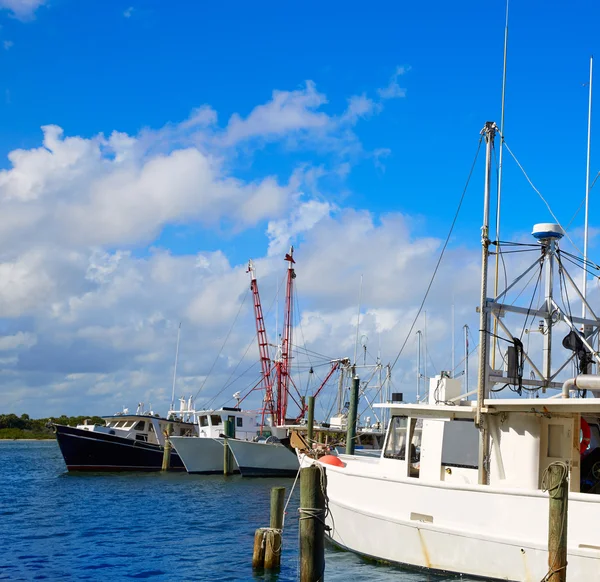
[53,401,196,472]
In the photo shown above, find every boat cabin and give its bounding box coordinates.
[194,407,259,440]
[376,373,600,494]
[78,414,195,447]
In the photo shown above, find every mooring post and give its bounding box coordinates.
[161,422,173,471]
[345,374,359,455]
[307,396,315,445]
[223,419,233,476]
[264,488,285,570]
[252,487,286,571]
[252,527,267,570]
[545,462,569,582]
[299,464,326,582]
[161,435,172,471]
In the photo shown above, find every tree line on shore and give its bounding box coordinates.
[0,413,105,439]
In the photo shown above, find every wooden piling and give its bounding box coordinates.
[307,396,315,445]
[161,436,171,471]
[345,375,359,455]
[252,487,286,571]
[546,462,569,582]
[252,528,267,569]
[223,419,233,476]
[299,464,326,582]
[270,486,285,529]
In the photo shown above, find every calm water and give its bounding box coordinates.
[0,441,477,581]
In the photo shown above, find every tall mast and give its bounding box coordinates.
[416,330,422,402]
[583,56,593,321]
[247,260,274,424]
[170,322,181,411]
[276,247,295,425]
[476,121,496,485]
[492,0,509,370]
[463,324,469,395]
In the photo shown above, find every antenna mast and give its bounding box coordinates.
[170,322,181,411]
[583,56,593,322]
[492,0,509,370]
[276,247,295,425]
[247,260,274,425]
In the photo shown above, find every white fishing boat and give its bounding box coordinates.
[301,120,600,580]
[170,406,259,474]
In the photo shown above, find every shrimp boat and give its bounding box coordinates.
[169,406,260,474]
[53,399,196,472]
[301,122,600,580]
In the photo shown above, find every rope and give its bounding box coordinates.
[193,286,250,401]
[390,135,483,372]
[503,141,583,256]
[282,459,303,529]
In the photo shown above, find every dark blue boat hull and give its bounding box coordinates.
[53,424,185,472]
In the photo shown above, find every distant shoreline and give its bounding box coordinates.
[0,438,54,441]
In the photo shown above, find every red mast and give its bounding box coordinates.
[247,260,274,425]
[276,247,295,426]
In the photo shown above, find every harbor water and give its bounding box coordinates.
[0,441,479,581]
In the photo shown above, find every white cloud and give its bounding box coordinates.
[0,125,294,249]
[0,71,458,418]
[0,0,45,20]
[3,40,13,50]
[378,65,409,100]
[123,6,134,18]
[0,332,37,351]
[223,81,330,146]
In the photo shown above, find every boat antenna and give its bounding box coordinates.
[491,0,509,370]
[451,298,455,378]
[170,322,181,411]
[582,55,593,322]
[353,274,363,366]
[416,330,422,402]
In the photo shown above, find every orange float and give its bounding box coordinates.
[319,455,345,467]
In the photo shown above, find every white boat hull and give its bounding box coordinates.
[227,439,299,477]
[170,436,236,474]
[303,456,600,581]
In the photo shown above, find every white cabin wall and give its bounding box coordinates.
[420,418,445,482]
[490,412,540,489]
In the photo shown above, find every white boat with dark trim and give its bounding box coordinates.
[53,400,196,472]
[301,122,600,580]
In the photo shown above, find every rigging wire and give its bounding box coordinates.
[193,287,250,401]
[503,140,583,256]
[389,135,484,372]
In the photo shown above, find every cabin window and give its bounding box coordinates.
[237,417,243,428]
[384,416,408,460]
[199,416,209,427]
[135,434,147,442]
[441,419,479,469]
[134,421,146,431]
[148,423,154,433]
[210,415,222,426]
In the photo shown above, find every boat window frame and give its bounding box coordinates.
[210,415,222,426]
[383,416,408,461]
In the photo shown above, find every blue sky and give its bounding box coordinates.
[0,0,599,418]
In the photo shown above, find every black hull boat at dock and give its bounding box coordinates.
[53,424,186,472]
[52,404,196,472]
